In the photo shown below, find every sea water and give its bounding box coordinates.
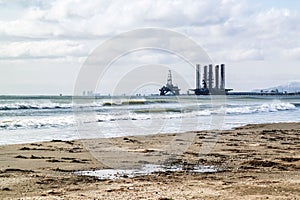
[0,95,299,145]
[75,164,219,180]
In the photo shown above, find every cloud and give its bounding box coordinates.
[0,0,299,61]
[0,40,88,59]
[221,49,264,61]
[0,0,244,38]
[1,0,300,94]
[283,47,300,60]
[253,8,300,40]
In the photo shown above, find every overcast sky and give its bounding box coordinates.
[0,0,299,95]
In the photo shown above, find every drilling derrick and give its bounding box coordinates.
[159,70,180,95]
[167,70,173,87]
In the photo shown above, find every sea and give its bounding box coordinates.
[0,95,299,146]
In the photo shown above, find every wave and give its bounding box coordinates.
[97,102,297,122]
[133,108,183,113]
[0,101,297,130]
[130,102,297,115]
[293,103,300,107]
[0,116,75,130]
[0,100,175,112]
[101,98,178,107]
[0,103,72,111]
[102,100,147,106]
[226,102,296,115]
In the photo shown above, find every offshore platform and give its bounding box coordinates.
[159,70,181,95]
[159,64,300,96]
[191,64,229,95]
[159,64,228,96]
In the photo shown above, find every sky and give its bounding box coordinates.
[0,0,299,95]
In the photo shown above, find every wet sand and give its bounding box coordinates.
[0,123,299,199]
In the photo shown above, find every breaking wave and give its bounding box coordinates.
[101,98,178,106]
[0,98,179,111]
[0,116,75,130]
[96,102,296,122]
[226,102,296,115]
[0,100,297,130]
[0,103,72,111]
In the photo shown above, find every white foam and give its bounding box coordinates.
[226,102,296,115]
[0,115,75,130]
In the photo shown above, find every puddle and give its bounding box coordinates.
[75,164,220,180]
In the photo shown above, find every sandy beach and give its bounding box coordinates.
[0,122,299,199]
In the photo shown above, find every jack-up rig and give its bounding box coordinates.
[191,64,231,95]
[159,64,230,96]
[159,64,300,96]
[159,70,181,95]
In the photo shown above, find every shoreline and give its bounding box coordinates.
[1,122,299,199]
[2,120,299,147]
